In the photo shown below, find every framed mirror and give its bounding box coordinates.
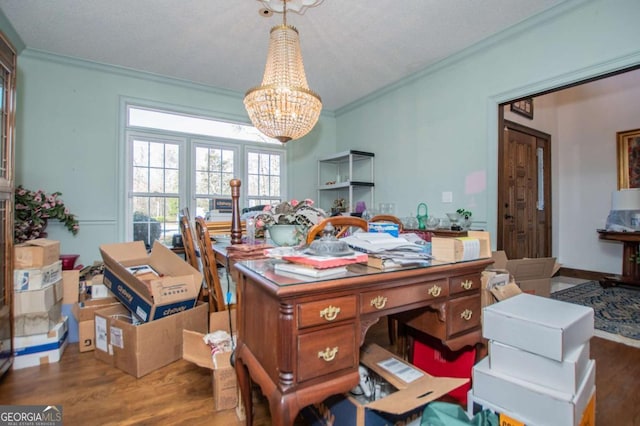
[617,128,640,189]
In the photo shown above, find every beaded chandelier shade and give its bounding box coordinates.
[244,4,322,143]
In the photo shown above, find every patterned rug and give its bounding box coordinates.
[551,281,640,348]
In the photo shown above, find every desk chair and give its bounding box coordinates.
[305,216,369,245]
[195,217,236,312]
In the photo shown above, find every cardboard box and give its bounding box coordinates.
[72,297,122,352]
[483,293,594,362]
[14,279,63,336]
[491,251,561,297]
[96,302,208,377]
[431,231,491,262]
[300,344,468,426]
[472,357,595,426]
[100,241,203,322]
[183,310,238,411]
[94,304,131,366]
[367,222,400,237]
[14,261,63,291]
[13,316,68,370]
[62,269,81,304]
[489,340,591,395]
[14,238,60,269]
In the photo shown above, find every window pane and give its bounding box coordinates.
[195,171,208,193]
[165,169,179,193]
[133,140,148,166]
[149,168,164,193]
[248,152,258,174]
[165,144,179,169]
[149,142,164,168]
[133,167,148,192]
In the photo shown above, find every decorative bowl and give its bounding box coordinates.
[268,224,303,247]
[446,212,461,223]
[59,254,80,270]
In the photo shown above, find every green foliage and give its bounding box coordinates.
[14,185,79,243]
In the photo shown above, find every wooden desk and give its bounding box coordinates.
[233,258,492,426]
[597,229,640,288]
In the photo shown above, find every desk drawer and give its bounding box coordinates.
[449,273,481,296]
[360,279,448,314]
[297,296,357,329]
[447,294,481,336]
[297,324,357,383]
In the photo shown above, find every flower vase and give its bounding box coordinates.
[268,224,303,247]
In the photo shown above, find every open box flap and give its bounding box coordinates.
[359,343,469,414]
[365,376,468,414]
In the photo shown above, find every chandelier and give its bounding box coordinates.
[244,0,322,143]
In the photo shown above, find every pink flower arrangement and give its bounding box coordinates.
[253,198,326,235]
[14,185,79,243]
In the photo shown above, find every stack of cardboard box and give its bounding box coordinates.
[470,293,596,425]
[12,239,67,369]
[93,241,208,378]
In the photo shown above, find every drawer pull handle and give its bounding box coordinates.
[318,346,338,362]
[320,306,341,321]
[428,285,442,297]
[461,280,473,290]
[370,296,388,309]
[460,309,473,321]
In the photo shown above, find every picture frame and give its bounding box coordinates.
[510,98,534,119]
[616,128,640,189]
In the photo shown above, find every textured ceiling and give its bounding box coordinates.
[0,0,568,111]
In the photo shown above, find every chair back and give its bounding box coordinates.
[178,212,200,272]
[205,220,246,237]
[195,217,227,312]
[305,216,369,245]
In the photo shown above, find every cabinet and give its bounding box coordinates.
[0,31,16,377]
[317,150,374,213]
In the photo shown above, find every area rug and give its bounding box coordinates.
[551,281,640,348]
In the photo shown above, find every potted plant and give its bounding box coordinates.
[253,199,327,246]
[14,185,79,243]
[456,208,473,230]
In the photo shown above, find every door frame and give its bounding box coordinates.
[497,116,552,256]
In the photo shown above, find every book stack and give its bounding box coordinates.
[469,294,596,425]
[273,252,369,278]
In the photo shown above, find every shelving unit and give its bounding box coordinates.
[317,150,374,213]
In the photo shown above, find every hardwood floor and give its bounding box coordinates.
[1,318,639,425]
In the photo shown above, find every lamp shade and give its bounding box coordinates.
[611,189,640,210]
[244,24,322,143]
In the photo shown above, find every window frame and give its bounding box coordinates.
[122,101,287,244]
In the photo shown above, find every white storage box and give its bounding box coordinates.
[472,357,595,426]
[489,340,591,394]
[482,293,593,361]
[13,316,68,370]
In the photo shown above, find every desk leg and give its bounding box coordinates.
[235,347,253,426]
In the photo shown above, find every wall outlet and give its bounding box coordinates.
[442,191,453,203]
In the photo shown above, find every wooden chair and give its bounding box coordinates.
[179,212,200,272]
[194,217,236,312]
[305,216,369,245]
[369,214,404,232]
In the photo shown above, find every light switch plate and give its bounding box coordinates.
[442,191,453,203]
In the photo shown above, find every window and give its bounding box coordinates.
[124,104,285,247]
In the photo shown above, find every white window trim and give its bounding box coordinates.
[119,98,287,243]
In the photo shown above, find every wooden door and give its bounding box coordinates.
[498,120,551,259]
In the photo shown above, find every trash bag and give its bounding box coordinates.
[421,402,498,426]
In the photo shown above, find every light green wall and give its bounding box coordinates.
[335,0,640,242]
[10,0,640,268]
[14,51,336,263]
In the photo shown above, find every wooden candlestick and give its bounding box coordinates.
[230,179,242,244]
